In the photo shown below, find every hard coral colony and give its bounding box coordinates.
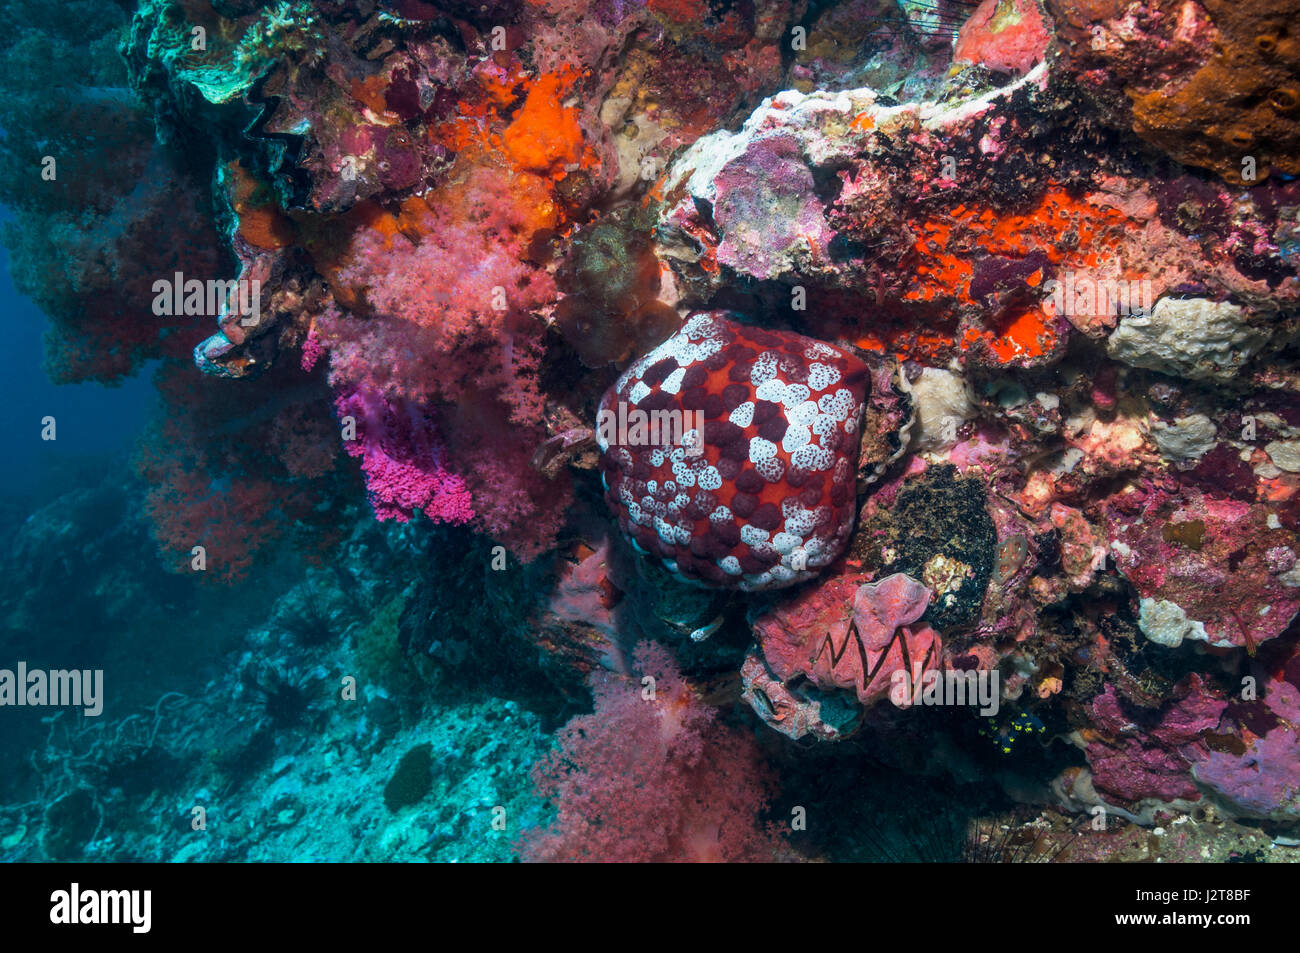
[3,0,1300,870]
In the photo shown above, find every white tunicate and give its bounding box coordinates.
[1107,298,1268,382]
[1138,598,1209,648]
[1266,440,1300,473]
[906,367,974,453]
[1151,414,1217,461]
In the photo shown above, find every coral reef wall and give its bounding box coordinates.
[3,0,1300,863]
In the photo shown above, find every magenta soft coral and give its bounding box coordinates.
[309,158,568,555]
[335,385,473,525]
[521,642,788,863]
[321,318,568,556]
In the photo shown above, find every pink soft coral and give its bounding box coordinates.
[521,642,788,863]
[441,394,571,561]
[309,155,569,555]
[323,159,556,425]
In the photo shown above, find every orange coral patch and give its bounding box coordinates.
[907,185,1129,307]
[501,73,586,176]
[349,74,393,117]
[880,186,1135,365]
[961,307,1056,361]
[227,162,295,250]
[900,186,1129,362]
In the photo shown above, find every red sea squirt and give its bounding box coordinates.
[597,311,869,591]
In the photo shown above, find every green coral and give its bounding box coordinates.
[126,0,320,107]
[354,587,412,692]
